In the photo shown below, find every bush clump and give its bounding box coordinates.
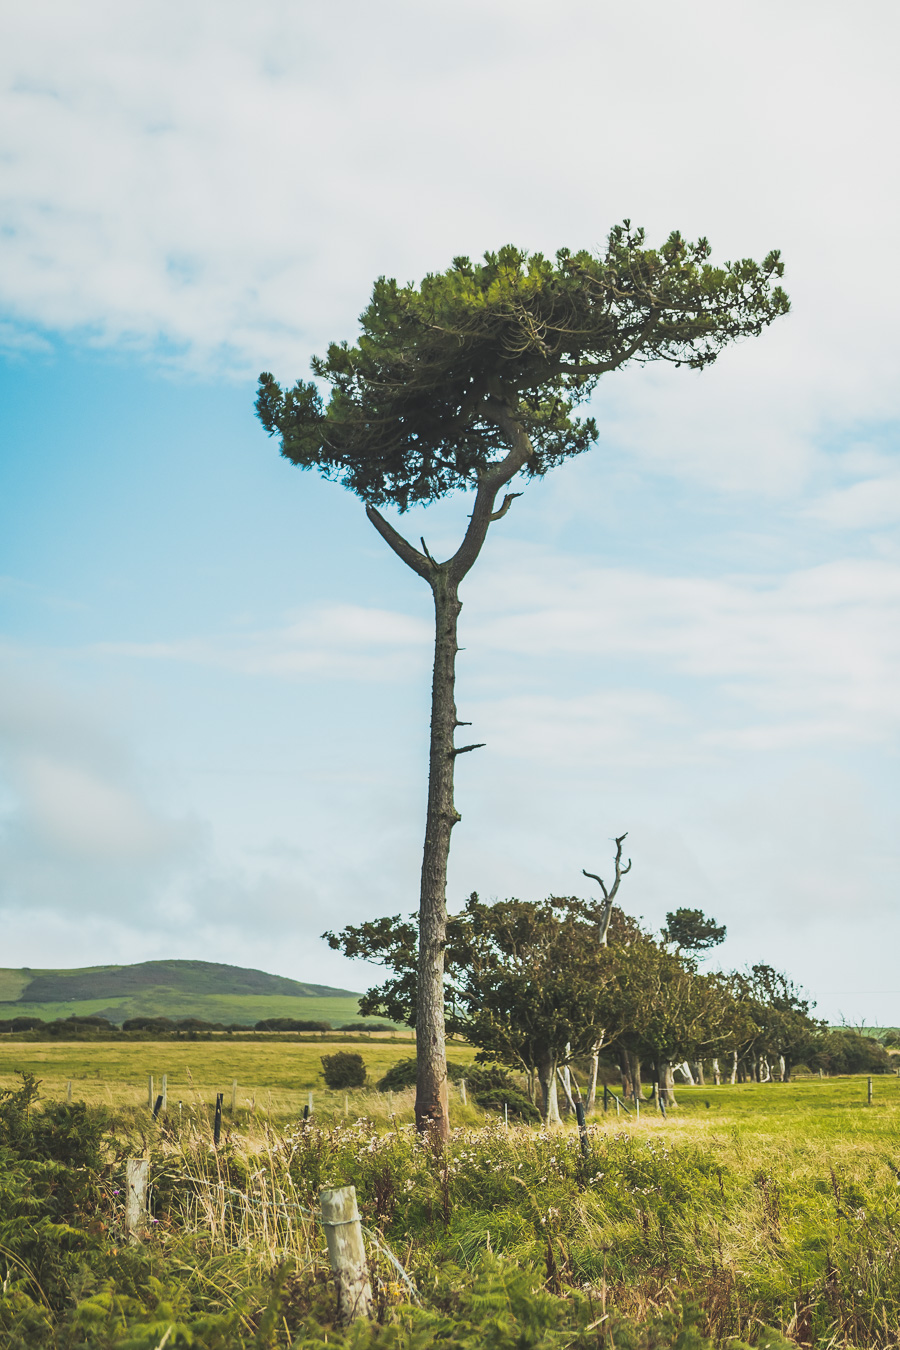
[321,1051,367,1088]
[255,1018,332,1031]
[375,1059,539,1120]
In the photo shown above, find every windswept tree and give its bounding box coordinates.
[258,226,789,1138]
[326,890,629,1126]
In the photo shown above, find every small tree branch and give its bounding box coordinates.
[450,742,486,757]
[445,403,534,585]
[582,869,609,900]
[490,492,523,522]
[365,506,434,580]
[583,833,631,945]
[420,537,438,565]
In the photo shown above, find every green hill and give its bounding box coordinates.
[0,960,372,1028]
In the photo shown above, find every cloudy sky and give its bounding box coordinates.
[1,0,899,1022]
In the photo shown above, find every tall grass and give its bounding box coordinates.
[6,1068,900,1346]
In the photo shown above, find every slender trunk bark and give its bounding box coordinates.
[678,1061,696,1086]
[587,1047,599,1112]
[414,576,462,1137]
[729,1049,738,1085]
[627,1049,643,1101]
[692,1061,705,1086]
[618,1052,633,1100]
[365,421,535,1142]
[712,1058,721,1086]
[538,1053,561,1126]
[777,1054,785,1082]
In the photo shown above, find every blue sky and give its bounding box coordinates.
[2,0,899,1022]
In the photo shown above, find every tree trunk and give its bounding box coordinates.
[538,1053,561,1126]
[692,1061,705,1086]
[627,1048,642,1101]
[729,1049,738,1085]
[365,428,534,1142]
[587,1047,599,1112]
[656,1060,677,1108]
[412,575,462,1138]
[712,1058,721,1086]
[618,1050,635,1100]
[777,1054,786,1082]
[678,1061,696,1086]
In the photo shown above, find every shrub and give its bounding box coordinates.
[376,1058,468,1092]
[339,1021,397,1031]
[321,1051,367,1088]
[811,1029,894,1075]
[255,1018,332,1031]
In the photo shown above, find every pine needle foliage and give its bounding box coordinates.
[256,226,788,511]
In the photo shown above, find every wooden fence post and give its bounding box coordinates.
[125,1158,149,1242]
[231,1080,237,1114]
[459,1079,467,1106]
[320,1185,373,1323]
[66,1080,72,1104]
[868,1077,873,1106]
[147,1074,154,1109]
[214,1093,223,1145]
[161,1074,167,1113]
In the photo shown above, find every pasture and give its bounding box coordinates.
[5,1040,900,1347]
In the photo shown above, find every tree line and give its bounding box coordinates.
[326,839,892,1125]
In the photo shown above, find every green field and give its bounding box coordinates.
[5,1046,900,1347]
[0,959,380,1027]
[4,992,371,1026]
[0,1034,455,1122]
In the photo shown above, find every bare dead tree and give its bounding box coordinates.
[583,832,632,946]
[581,832,632,1108]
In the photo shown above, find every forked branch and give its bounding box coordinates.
[582,832,632,945]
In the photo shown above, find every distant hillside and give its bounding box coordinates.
[0,960,373,1028]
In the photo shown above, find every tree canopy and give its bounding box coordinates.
[256,226,788,511]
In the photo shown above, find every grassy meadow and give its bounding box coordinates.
[5,1039,900,1347]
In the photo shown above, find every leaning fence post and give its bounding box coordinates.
[125,1158,149,1242]
[459,1078,467,1105]
[320,1184,373,1323]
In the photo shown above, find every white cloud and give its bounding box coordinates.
[464,552,900,747]
[0,661,201,917]
[1,0,898,498]
[806,473,900,529]
[94,603,432,679]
